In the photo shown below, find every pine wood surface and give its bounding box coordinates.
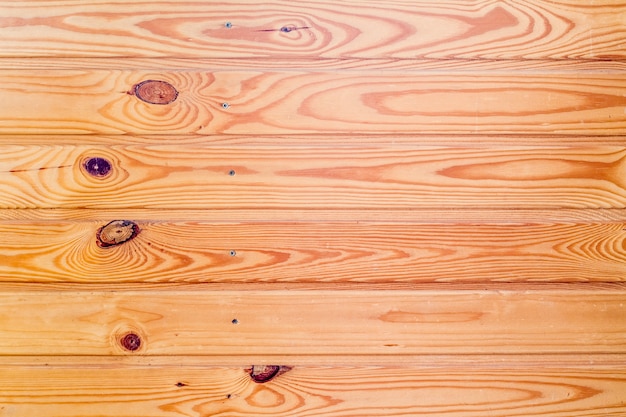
[0,219,622,283]
[2,1,626,414]
[1,69,625,135]
[0,1,623,60]
[3,57,626,72]
[0,365,625,417]
[0,145,624,209]
[0,289,623,356]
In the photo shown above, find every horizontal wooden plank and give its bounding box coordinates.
[0,70,625,135]
[0,1,623,60]
[1,365,625,416]
[0,145,625,209]
[1,133,626,147]
[0,289,624,356]
[0,220,623,283]
[0,208,624,223]
[3,57,626,73]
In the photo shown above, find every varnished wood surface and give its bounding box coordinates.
[2,1,626,415]
[0,145,624,209]
[0,70,625,135]
[0,365,624,416]
[0,289,623,356]
[0,219,622,283]
[0,1,623,59]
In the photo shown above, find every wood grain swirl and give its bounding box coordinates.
[0,366,624,416]
[0,220,622,283]
[0,70,625,135]
[0,1,623,59]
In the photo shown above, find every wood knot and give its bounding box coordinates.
[120,332,141,351]
[96,220,140,248]
[83,157,112,178]
[248,365,291,383]
[132,80,178,105]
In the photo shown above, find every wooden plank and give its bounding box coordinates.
[0,1,623,60]
[1,133,626,147]
[2,57,626,72]
[0,289,624,356]
[0,145,625,209]
[0,70,625,135]
[0,208,624,223]
[0,365,625,416]
[0,219,623,283]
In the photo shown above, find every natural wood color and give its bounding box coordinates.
[0,365,625,416]
[0,145,624,209]
[0,70,625,135]
[0,208,624,223]
[0,219,623,283]
[0,1,623,60]
[1,133,626,147]
[0,289,623,356]
[2,58,626,72]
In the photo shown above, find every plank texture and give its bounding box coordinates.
[0,70,625,135]
[0,220,623,283]
[0,145,624,209]
[0,0,623,59]
[0,365,625,416]
[0,289,623,356]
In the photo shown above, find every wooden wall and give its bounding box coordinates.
[0,1,625,415]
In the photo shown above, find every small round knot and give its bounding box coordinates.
[83,157,112,178]
[133,80,178,105]
[280,26,293,33]
[222,102,230,109]
[120,332,141,351]
[96,220,140,248]
[225,22,233,28]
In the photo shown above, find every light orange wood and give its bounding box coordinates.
[0,289,623,356]
[0,1,623,59]
[0,208,624,223]
[0,145,624,209]
[0,365,625,416]
[0,70,625,135]
[0,219,623,283]
[2,57,626,72]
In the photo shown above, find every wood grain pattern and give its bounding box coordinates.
[0,208,624,223]
[0,220,623,283]
[0,145,624,209]
[0,70,625,135]
[0,289,623,356]
[0,1,623,59]
[0,365,625,416]
[2,57,626,73]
